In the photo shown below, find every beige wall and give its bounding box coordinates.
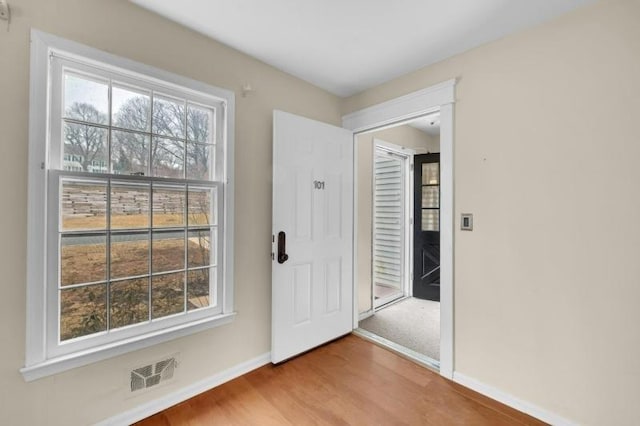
[356,126,438,313]
[3,0,640,425]
[0,0,341,424]
[346,1,640,424]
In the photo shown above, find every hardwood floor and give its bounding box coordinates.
[136,335,547,425]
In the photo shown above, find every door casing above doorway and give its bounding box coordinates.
[342,79,455,379]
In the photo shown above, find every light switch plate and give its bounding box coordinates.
[461,213,473,231]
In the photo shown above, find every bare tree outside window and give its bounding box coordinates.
[112,96,151,175]
[64,103,108,173]
[64,96,212,178]
[59,77,217,341]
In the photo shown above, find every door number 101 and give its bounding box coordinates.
[313,180,325,190]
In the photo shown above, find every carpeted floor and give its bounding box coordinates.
[359,297,440,361]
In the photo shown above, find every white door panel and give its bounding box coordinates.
[272,110,353,363]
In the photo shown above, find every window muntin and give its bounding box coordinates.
[46,55,226,356]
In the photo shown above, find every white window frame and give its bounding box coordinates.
[22,30,235,381]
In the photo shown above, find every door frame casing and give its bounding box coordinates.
[343,79,455,379]
[371,139,415,311]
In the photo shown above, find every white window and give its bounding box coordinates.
[23,31,235,381]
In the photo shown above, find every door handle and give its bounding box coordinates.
[277,231,289,264]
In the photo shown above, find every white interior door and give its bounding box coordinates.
[272,110,353,363]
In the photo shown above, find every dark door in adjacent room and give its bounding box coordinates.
[413,153,440,301]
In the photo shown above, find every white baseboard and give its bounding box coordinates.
[358,310,373,321]
[96,352,271,426]
[452,372,577,426]
[96,353,576,425]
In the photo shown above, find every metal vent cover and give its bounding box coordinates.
[130,355,177,393]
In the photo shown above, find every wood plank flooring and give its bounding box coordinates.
[136,335,547,425]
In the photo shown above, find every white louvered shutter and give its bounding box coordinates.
[373,149,405,292]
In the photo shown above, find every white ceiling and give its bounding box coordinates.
[130,0,595,97]
[409,114,441,137]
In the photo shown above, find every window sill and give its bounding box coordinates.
[20,312,236,382]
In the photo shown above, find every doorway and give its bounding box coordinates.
[270,80,455,374]
[355,117,441,364]
[342,79,455,377]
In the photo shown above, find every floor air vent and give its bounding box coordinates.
[130,356,177,392]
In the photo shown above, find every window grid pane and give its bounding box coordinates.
[187,103,215,144]
[60,284,107,341]
[111,130,150,176]
[111,84,151,132]
[188,186,216,226]
[60,233,107,287]
[187,267,215,311]
[152,137,185,179]
[61,180,108,231]
[151,272,185,319]
[57,66,220,344]
[63,122,109,173]
[187,228,215,268]
[152,230,186,273]
[110,231,150,279]
[422,163,439,185]
[110,277,150,329]
[62,79,216,180]
[152,95,186,139]
[110,182,150,229]
[152,185,186,227]
[421,209,440,232]
[59,178,216,342]
[421,186,439,209]
[186,142,214,180]
[63,72,109,125]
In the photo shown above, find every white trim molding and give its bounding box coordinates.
[373,139,417,157]
[24,29,236,381]
[344,79,456,380]
[20,313,236,382]
[354,329,439,372]
[453,372,578,426]
[438,102,454,379]
[96,352,271,426]
[358,310,373,322]
[342,79,456,133]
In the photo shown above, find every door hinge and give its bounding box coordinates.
[271,235,275,260]
[410,164,414,171]
[271,234,276,260]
